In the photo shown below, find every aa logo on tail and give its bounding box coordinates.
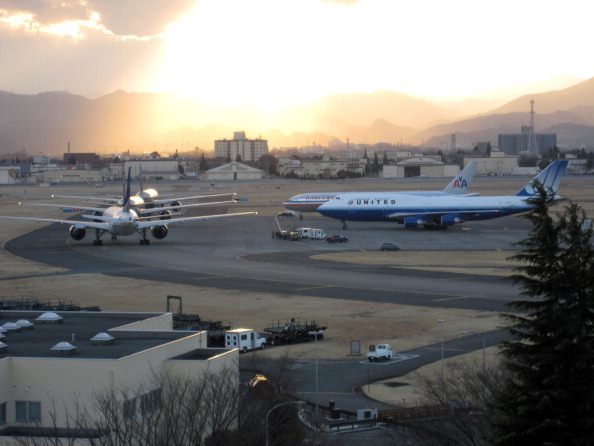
[453,177,468,189]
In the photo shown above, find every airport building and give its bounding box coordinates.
[278,156,366,178]
[498,126,557,156]
[464,153,520,176]
[204,161,266,181]
[214,132,268,162]
[382,156,459,178]
[0,311,238,440]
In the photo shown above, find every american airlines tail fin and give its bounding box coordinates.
[516,160,569,197]
[123,167,132,211]
[442,161,478,194]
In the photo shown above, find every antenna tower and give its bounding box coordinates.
[527,100,538,155]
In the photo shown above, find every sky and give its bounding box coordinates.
[1,0,592,109]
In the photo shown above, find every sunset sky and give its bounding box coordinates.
[1,0,592,109]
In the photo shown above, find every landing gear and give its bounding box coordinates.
[342,220,348,230]
[139,228,150,245]
[93,229,106,246]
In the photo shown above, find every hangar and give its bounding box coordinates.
[204,161,265,181]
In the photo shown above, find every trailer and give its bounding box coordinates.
[264,318,327,345]
[167,296,231,347]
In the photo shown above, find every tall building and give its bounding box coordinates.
[498,131,557,156]
[214,131,268,162]
[498,100,557,156]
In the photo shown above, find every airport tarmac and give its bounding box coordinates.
[5,210,527,313]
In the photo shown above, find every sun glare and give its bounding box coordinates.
[151,0,355,110]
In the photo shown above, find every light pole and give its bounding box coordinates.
[460,330,486,375]
[437,319,444,398]
[265,400,305,446]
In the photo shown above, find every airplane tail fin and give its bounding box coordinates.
[123,167,132,211]
[516,160,569,197]
[442,161,478,194]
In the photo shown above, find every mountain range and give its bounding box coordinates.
[1,76,593,157]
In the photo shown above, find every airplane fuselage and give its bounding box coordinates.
[99,206,141,236]
[283,193,338,212]
[317,193,533,226]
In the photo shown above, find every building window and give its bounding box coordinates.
[1,402,6,425]
[15,401,41,422]
[141,389,162,414]
[123,398,137,420]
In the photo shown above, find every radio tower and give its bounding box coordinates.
[526,100,538,155]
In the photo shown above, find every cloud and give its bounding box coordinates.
[86,0,199,37]
[0,0,199,38]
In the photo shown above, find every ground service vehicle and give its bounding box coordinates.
[326,234,348,243]
[225,329,266,353]
[297,228,326,239]
[380,242,401,251]
[367,343,393,361]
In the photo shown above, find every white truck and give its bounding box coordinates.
[296,228,326,240]
[225,329,266,353]
[367,343,393,361]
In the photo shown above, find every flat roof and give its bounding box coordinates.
[0,311,194,360]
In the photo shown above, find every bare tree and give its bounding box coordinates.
[400,356,508,446]
[15,366,241,446]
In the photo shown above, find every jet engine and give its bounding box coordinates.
[404,217,425,228]
[440,215,462,226]
[69,226,86,240]
[93,211,103,223]
[170,200,182,212]
[151,225,168,239]
[159,210,172,220]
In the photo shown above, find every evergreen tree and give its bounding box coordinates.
[372,152,380,173]
[199,153,208,172]
[490,184,594,445]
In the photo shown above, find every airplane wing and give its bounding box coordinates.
[0,215,111,231]
[18,202,107,213]
[148,193,237,207]
[136,200,236,216]
[51,194,120,203]
[136,212,257,229]
[387,209,504,219]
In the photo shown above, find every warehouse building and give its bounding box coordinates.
[0,310,238,440]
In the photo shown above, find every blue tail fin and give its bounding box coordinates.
[516,160,569,197]
[123,167,132,211]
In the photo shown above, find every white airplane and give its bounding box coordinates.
[0,168,256,245]
[282,161,479,213]
[316,160,568,229]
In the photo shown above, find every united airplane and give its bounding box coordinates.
[282,161,479,213]
[316,160,568,229]
[0,168,256,245]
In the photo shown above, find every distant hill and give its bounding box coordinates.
[0,77,593,156]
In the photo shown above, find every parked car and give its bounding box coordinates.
[277,210,297,217]
[326,234,349,243]
[380,242,401,251]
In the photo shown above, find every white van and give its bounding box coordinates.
[225,329,266,353]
